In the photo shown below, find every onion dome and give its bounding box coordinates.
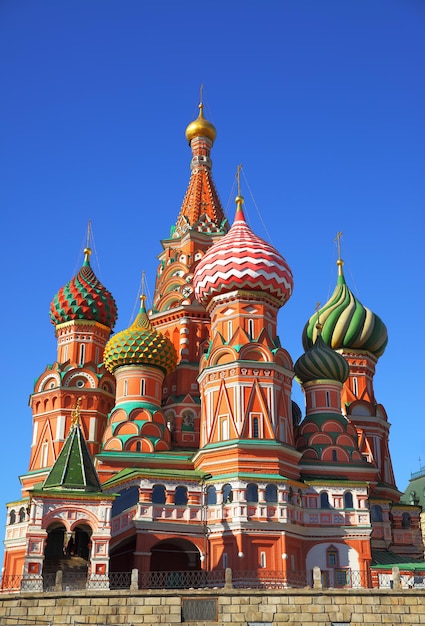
[103,296,177,375]
[302,259,388,358]
[50,248,118,329]
[193,194,294,308]
[185,103,217,144]
[295,324,349,384]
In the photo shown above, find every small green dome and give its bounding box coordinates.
[302,260,388,358]
[103,297,177,375]
[295,328,349,384]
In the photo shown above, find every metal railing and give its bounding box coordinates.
[2,567,419,592]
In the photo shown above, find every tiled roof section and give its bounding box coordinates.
[42,421,102,493]
[193,196,293,308]
[50,248,118,329]
[174,167,228,237]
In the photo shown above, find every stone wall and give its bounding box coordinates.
[0,588,424,626]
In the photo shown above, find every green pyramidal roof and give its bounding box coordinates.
[42,422,102,493]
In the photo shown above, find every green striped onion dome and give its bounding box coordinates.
[50,248,118,329]
[103,297,177,375]
[302,260,388,358]
[295,327,349,384]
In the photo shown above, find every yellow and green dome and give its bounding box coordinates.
[302,259,388,358]
[103,296,177,375]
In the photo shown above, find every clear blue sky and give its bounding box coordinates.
[0,0,424,527]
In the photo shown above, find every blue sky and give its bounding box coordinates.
[0,0,424,530]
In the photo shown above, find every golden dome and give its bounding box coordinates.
[185,103,216,144]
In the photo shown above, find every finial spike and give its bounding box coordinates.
[86,220,92,248]
[199,84,204,104]
[334,231,343,260]
[237,164,242,197]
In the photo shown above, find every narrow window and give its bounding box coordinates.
[326,391,330,407]
[9,510,16,525]
[174,486,188,505]
[140,379,146,396]
[207,486,217,505]
[79,343,85,365]
[123,379,128,397]
[352,377,358,396]
[227,320,233,340]
[41,441,49,467]
[95,347,100,364]
[402,513,411,529]
[265,484,277,503]
[248,318,255,339]
[326,546,339,568]
[246,483,258,503]
[371,504,383,522]
[332,449,338,462]
[252,416,259,438]
[344,491,353,509]
[152,485,166,504]
[63,344,69,362]
[221,417,229,440]
[222,553,228,569]
[260,551,266,568]
[320,492,330,509]
[223,484,233,504]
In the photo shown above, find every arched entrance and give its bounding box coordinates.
[42,522,92,586]
[150,538,201,572]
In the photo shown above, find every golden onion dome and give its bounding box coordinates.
[185,103,216,144]
[103,296,177,376]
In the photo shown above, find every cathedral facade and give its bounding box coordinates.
[3,102,423,590]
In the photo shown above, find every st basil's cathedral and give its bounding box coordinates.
[2,101,423,589]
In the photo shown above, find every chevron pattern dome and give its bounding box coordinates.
[193,196,294,308]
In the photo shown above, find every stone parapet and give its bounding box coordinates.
[0,588,423,625]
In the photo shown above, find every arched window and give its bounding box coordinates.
[352,377,358,396]
[320,492,330,509]
[227,320,233,340]
[174,486,188,506]
[248,318,255,339]
[402,513,411,529]
[246,483,258,503]
[135,441,141,452]
[9,510,16,525]
[206,485,217,505]
[371,505,383,522]
[152,484,166,504]
[19,507,26,522]
[265,484,277,503]
[222,484,233,504]
[344,491,353,509]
